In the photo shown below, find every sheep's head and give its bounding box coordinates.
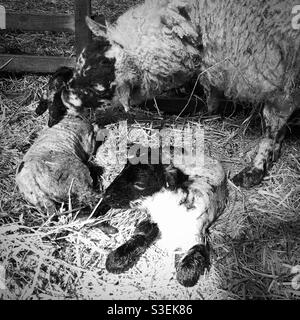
[62,17,143,113]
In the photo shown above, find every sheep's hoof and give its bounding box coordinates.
[175,244,210,287]
[232,166,265,188]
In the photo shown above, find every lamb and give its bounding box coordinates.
[16,115,99,212]
[93,149,228,287]
[62,0,300,189]
[16,87,117,234]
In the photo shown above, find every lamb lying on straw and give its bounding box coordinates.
[16,72,117,234]
[93,148,228,287]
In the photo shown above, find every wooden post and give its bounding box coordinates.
[75,0,92,57]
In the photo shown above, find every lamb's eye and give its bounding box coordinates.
[94,84,105,92]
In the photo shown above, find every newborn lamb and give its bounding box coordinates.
[16,115,98,212]
[16,101,116,234]
[93,149,228,287]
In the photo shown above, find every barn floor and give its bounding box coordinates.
[0,0,299,300]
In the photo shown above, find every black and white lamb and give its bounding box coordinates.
[93,152,228,287]
[62,0,300,189]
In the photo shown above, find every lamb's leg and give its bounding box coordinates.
[175,243,210,287]
[106,219,160,274]
[232,96,297,188]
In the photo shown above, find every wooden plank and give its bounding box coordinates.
[6,12,75,32]
[75,0,92,57]
[0,54,76,73]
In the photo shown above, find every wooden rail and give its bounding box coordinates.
[0,54,76,73]
[0,0,98,74]
[5,12,75,33]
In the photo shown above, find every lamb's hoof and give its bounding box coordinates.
[232,166,265,188]
[105,234,147,274]
[106,221,160,274]
[175,244,210,287]
[134,220,160,244]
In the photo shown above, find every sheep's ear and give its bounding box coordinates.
[86,16,107,38]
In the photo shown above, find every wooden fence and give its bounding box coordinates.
[0,0,103,73]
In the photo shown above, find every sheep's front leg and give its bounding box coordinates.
[232,97,296,188]
[106,219,160,274]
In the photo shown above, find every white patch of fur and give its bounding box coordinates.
[67,92,83,108]
[141,189,205,253]
[105,45,122,60]
[76,51,86,71]
[94,84,105,92]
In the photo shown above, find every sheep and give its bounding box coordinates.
[16,93,117,235]
[93,149,228,287]
[16,116,98,211]
[36,66,75,127]
[61,0,300,189]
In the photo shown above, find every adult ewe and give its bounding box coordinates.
[62,0,300,188]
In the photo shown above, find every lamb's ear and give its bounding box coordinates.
[48,92,68,127]
[86,16,107,38]
[36,98,49,116]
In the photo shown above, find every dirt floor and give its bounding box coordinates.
[0,1,299,300]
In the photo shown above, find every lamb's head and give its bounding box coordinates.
[62,17,143,113]
[62,37,118,110]
[37,66,74,127]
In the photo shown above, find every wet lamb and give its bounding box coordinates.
[16,115,99,213]
[95,152,228,287]
[15,108,117,234]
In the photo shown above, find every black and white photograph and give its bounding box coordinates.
[0,0,299,301]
